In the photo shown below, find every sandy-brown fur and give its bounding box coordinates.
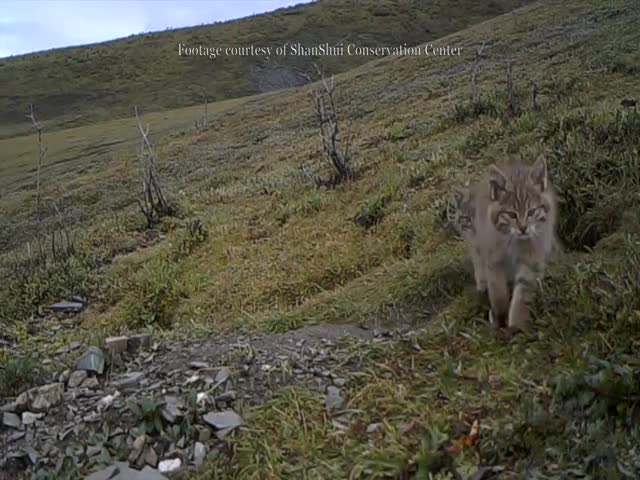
[461,155,559,331]
[449,186,487,293]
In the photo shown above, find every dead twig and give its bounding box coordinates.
[25,104,48,224]
[470,40,487,102]
[134,106,172,227]
[303,64,354,187]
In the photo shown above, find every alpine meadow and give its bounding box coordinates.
[1,0,640,479]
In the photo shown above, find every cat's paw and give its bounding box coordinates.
[508,304,531,332]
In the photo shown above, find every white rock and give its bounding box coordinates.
[325,386,344,411]
[158,458,182,473]
[97,392,120,411]
[366,422,384,434]
[21,412,43,425]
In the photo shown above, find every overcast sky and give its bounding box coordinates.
[0,1,312,58]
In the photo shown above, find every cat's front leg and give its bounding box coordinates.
[470,245,487,293]
[487,266,509,328]
[508,267,538,332]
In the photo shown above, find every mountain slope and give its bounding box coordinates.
[0,0,533,137]
[1,0,640,478]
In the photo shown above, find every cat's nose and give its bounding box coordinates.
[518,224,527,234]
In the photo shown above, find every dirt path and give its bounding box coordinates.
[0,321,411,479]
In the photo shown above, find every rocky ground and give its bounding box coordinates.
[1,315,416,480]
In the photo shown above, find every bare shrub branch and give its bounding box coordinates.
[134,106,172,227]
[25,104,48,223]
[303,64,354,187]
[198,87,208,129]
[506,60,515,116]
[470,40,487,102]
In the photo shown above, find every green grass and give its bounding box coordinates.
[0,0,533,137]
[2,0,640,477]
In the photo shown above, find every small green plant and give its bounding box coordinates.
[127,397,164,435]
[122,258,182,329]
[0,352,47,397]
[298,191,325,215]
[451,94,501,124]
[394,221,416,258]
[173,217,208,258]
[353,194,390,230]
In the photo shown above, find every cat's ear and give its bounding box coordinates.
[530,154,548,191]
[488,164,507,201]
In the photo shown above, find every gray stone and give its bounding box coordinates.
[144,446,158,467]
[203,410,243,431]
[58,369,71,383]
[0,401,17,413]
[197,426,211,443]
[138,466,170,480]
[86,444,103,457]
[68,370,88,388]
[86,461,169,480]
[160,396,182,424]
[81,376,100,389]
[127,334,152,353]
[56,341,82,355]
[189,361,210,369]
[2,412,21,429]
[46,301,84,313]
[215,366,231,384]
[193,442,206,467]
[21,411,43,425]
[7,446,38,465]
[333,377,347,387]
[104,336,129,354]
[128,434,147,465]
[8,431,26,442]
[15,383,64,413]
[85,462,125,480]
[111,371,145,389]
[325,386,343,411]
[76,346,105,375]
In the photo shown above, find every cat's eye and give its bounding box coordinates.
[504,211,517,219]
[527,207,539,217]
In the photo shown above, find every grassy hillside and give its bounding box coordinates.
[0,0,533,138]
[2,0,640,477]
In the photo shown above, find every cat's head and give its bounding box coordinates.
[447,184,475,239]
[487,155,554,239]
